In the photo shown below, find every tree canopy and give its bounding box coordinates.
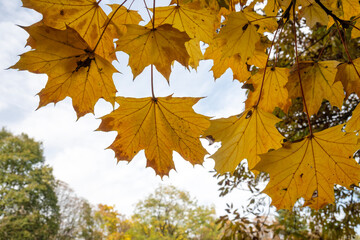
[129,185,221,240]
[0,129,59,239]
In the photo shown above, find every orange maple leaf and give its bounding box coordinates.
[98,96,210,177]
[12,25,117,118]
[22,0,117,61]
[255,124,360,210]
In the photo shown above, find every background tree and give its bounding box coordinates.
[94,204,132,240]
[0,129,60,239]
[129,185,221,240]
[78,201,103,240]
[55,180,83,239]
[55,180,102,240]
[272,209,309,239]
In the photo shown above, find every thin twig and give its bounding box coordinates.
[255,26,282,107]
[298,27,334,57]
[334,21,360,79]
[92,0,128,52]
[143,0,152,24]
[254,2,292,107]
[316,29,334,61]
[274,24,285,67]
[292,0,313,135]
[314,0,351,28]
[129,0,136,9]
[150,0,156,100]
[152,0,156,29]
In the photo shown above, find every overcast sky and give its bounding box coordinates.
[0,0,254,216]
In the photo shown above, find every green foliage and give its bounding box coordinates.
[78,201,103,240]
[272,209,308,239]
[129,185,221,240]
[0,128,60,239]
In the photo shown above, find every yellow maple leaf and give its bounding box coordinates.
[98,96,210,177]
[262,0,291,16]
[286,61,344,116]
[108,4,143,36]
[217,11,260,60]
[335,58,360,98]
[170,0,222,14]
[204,38,250,82]
[346,103,360,132]
[22,0,117,61]
[332,0,360,20]
[255,124,360,210]
[151,2,217,44]
[149,2,218,69]
[116,24,190,81]
[204,107,283,174]
[243,8,278,34]
[247,41,269,68]
[245,67,291,112]
[185,38,204,69]
[300,2,329,28]
[11,25,117,118]
[351,16,360,38]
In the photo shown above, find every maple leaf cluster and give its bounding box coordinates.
[11,0,360,210]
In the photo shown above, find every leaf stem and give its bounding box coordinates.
[349,21,360,32]
[152,0,156,29]
[129,0,135,9]
[292,0,313,135]
[254,2,292,107]
[92,0,128,53]
[248,15,278,24]
[143,0,152,23]
[151,64,156,99]
[316,29,334,61]
[150,0,156,100]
